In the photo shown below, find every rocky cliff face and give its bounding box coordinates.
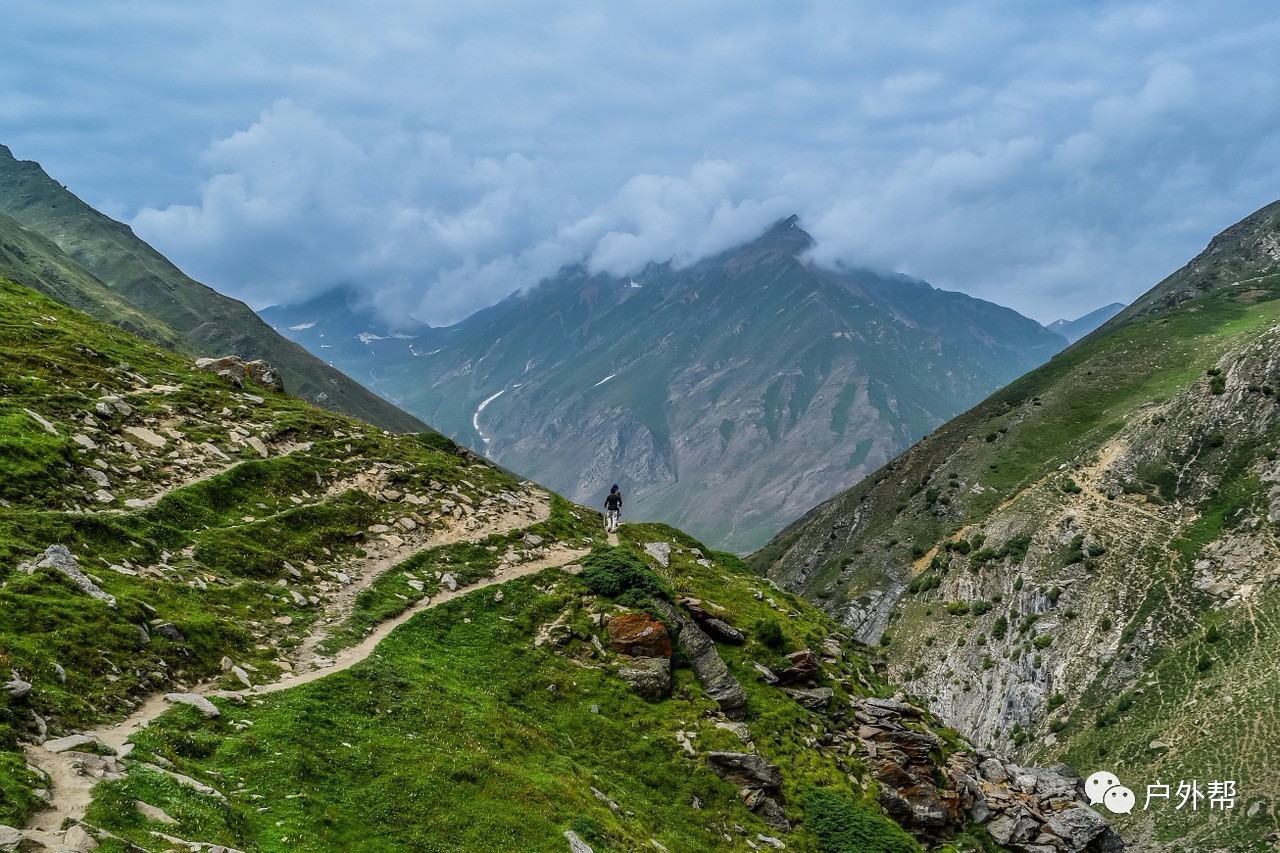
[754,200,1280,851]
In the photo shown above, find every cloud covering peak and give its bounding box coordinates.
[5,2,1280,325]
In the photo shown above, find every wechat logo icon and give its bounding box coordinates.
[1086,770,1136,815]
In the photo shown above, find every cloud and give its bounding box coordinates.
[5,1,1280,325]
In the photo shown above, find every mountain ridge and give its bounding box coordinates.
[752,198,1280,851]
[0,144,427,434]
[264,216,1069,553]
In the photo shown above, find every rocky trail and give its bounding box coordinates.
[19,499,590,852]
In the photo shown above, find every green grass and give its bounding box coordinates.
[82,527,955,851]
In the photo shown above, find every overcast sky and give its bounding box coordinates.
[4,2,1279,326]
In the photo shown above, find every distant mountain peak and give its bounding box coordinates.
[758,213,814,250]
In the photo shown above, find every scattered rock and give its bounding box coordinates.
[3,676,31,701]
[782,687,832,712]
[643,541,671,567]
[123,426,167,449]
[653,600,747,718]
[22,408,58,436]
[60,824,98,852]
[563,830,594,853]
[195,356,285,392]
[774,649,820,684]
[134,800,178,824]
[164,693,220,719]
[153,622,186,643]
[441,573,458,591]
[706,752,782,789]
[42,734,98,754]
[0,825,43,852]
[617,657,672,701]
[607,614,672,658]
[231,666,252,688]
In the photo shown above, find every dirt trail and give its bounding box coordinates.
[21,499,585,849]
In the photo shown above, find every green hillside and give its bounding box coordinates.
[0,144,426,434]
[0,278,1120,851]
[755,201,1280,851]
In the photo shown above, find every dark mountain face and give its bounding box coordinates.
[0,144,426,434]
[751,200,1280,850]
[1045,302,1126,343]
[265,216,1068,552]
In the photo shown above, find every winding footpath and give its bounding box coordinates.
[20,499,591,851]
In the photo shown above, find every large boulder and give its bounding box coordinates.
[18,546,116,608]
[774,649,820,684]
[782,686,832,712]
[0,825,44,851]
[706,752,782,789]
[195,356,285,393]
[607,614,671,659]
[653,601,747,718]
[617,657,671,701]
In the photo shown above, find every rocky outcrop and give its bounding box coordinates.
[19,546,116,608]
[616,657,671,701]
[195,356,285,393]
[841,696,1122,852]
[677,597,745,644]
[706,752,782,788]
[606,614,671,658]
[652,601,746,719]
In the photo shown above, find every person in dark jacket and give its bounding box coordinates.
[604,484,622,533]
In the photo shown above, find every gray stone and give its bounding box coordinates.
[134,800,177,824]
[43,734,98,754]
[706,752,782,789]
[1043,805,1124,853]
[743,789,791,832]
[153,622,186,643]
[60,824,98,852]
[643,541,671,567]
[782,686,833,712]
[617,657,671,701]
[164,693,220,719]
[653,600,747,718]
[19,546,117,608]
[3,677,31,701]
[563,830,594,853]
[0,825,44,851]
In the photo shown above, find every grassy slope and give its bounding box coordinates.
[0,277,994,852]
[81,524,970,853]
[0,145,426,434]
[0,278,517,825]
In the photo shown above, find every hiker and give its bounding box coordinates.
[604,484,623,533]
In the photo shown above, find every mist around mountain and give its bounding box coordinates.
[754,199,1280,851]
[1044,303,1126,344]
[264,217,1069,553]
[0,144,426,434]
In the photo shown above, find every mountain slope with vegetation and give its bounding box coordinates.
[0,144,426,434]
[754,200,1280,852]
[264,217,1067,553]
[0,277,1120,852]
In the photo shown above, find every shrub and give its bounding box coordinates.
[580,548,668,608]
[991,616,1009,640]
[755,617,787,650]
[803,788,920,853]
[970,600,994,616]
